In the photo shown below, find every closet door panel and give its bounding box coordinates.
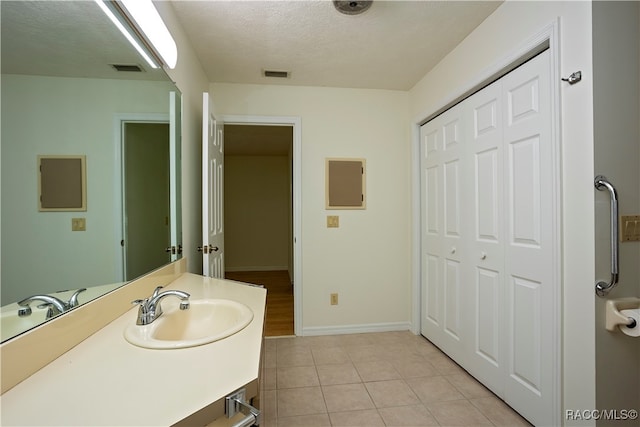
[466,80,506,393]
[502,51,554,426]
[420,50,557,426]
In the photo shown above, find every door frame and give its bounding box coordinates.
[411,21,562,424]
[113,113,170,281]
[222,115,302,337]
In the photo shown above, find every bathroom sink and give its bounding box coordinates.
[124,299,254,349]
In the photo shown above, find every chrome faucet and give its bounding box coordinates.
[132,286,190,325]
[17,288,87,319]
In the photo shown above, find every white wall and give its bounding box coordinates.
[1,75,173,304]
[409,0,596,422]
[156,1,211,275]
[225,155,290,272]
[592,1,640,422]
[211,83,411,333]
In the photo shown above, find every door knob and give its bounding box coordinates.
[480,252,487,260]
[197,245,219,254]
[165,246,176,254]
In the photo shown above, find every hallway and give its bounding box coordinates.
[225,270,294,337]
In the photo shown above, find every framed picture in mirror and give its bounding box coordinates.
[38,155,87,211]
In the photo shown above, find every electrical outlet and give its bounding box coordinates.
[327,215,339,228]
[330,293,338,305]
[71,217,86,231]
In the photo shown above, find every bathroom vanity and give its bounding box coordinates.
[0,266,266,426]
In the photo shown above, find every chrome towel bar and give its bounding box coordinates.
[594,175,619,296]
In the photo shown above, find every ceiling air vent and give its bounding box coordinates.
[263,70,290,78]
[111,64,144,72]
[333,1,372,15]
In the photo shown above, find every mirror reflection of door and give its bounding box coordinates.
[123,122,171,280]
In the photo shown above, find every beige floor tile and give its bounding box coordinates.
[335,333,377,347]
[446,373,493,398]
[427,400,493,426]
[264,338,278,352]
[354,360,402,382]
[311,346,351,365]
[345,344,384,362]
[276,365,319,389]
[277,346,314,367]
[469,396,533,426]
[277,386,327,418]
[375,345,418,361]
[329,409,385,426]
[264,349,277,369]
[261,389,277,424]
[426,351,466,375]
[406,375,466,403]
[321,383,375,413]
[276,336,313,350]
[263,367,277,390]
[390,356,440,379]
[270,333,529,427]
[412,339,443,357]
[304,335,344,349]
[378,404,439,426]
[364,379,420,408]
[316,362,361,385]
[276,413,331,426]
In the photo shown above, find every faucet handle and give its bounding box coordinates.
[68,288,87,307]
[152,286,163,298]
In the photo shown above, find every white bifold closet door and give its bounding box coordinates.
[420,50,557,426]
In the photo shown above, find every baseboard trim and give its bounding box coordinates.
[302,321,411,337]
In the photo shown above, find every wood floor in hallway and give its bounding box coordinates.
[225,270,294,337]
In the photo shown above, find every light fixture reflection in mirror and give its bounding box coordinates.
[0,0,182,343]
[93,0,160,69]
[119,0,178,68]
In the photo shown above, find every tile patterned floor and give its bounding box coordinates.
[260,331,532,427]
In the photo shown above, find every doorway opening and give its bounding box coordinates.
[223,124,295,337]
[119,119,171,281]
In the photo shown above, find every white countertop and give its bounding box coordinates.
[0,273,266,426]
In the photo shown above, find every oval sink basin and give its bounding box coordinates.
[124,299,253,349]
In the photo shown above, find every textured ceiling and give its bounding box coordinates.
[170,0,503,90]
[1,1,168,81]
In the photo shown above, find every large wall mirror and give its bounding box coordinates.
[1,1,182,342]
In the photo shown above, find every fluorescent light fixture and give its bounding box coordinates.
[94,0,159,69]
[120,0,178,69]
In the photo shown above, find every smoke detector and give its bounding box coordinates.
[333,1,372,15]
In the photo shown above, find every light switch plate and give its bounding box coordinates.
[327,215,339,228]
[621,215,640,241]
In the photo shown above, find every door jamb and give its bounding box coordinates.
[222,115,302,337]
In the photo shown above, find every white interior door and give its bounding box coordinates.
[420,102,468,360]
[202,92,224,278]
[500,50,555,425]
[420,50,557,426]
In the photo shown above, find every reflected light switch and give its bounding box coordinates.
[72,218,86,231]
